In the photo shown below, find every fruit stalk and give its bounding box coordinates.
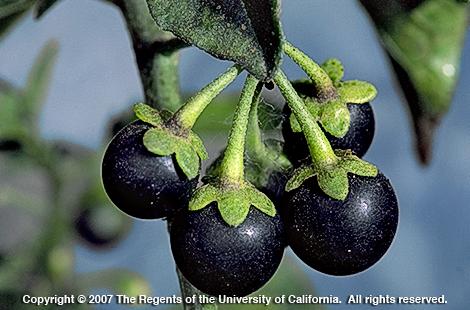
[172,66,242,130]
[219,75,260,184]
[283,41,337,100]
[245,84,265,157]
[274,70,338,170]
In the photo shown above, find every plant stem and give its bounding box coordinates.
[283,41,337,101]
[274,70,337,170]
[113,0,187,111]
[245,88,267,157]
[219,75,260,184]
[172,66,242,130]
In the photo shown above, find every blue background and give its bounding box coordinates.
[1,0,469,309]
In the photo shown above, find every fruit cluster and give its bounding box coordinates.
[101,42,399,297]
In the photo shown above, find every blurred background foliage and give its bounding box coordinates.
[0,0,469,309]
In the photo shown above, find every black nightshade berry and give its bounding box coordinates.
[101,121,198,220]
[283,103,375,163]
[283,172,398,276]
[170,205,285,296]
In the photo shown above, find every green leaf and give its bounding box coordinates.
[321,58,344,86]
[0,0,34,40]
[34,0,59,19]
[0,9,27,40]
[0,90,26,140]
[23,40,59,117]
[0,41,58,142]
[289,113,302,133]
[360,0,469,164]
[192,94,237,135]
[146,0,283,81]
[338,80,377,104]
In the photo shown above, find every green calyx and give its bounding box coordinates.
[189,75,276,227]
[287,57,377,138]
[286,150,378,200]
[274,70,378,201]
[189,181,275,227]
[133,66,241,180]
[134,103,207,179]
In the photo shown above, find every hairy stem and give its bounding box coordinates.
[283,41,337,101]
[219,75,260,184]
[274,70,337,169]
[113,0,187,111]
[172,65,242,130]
[245,89,266,157]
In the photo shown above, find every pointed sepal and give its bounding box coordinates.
[189,181,276,227]
[143,127,201,179]
[321,58,344,86]
[134,103,163,127]
[338,80,377,104]
[285,151,378,200]
[319,99,350,138]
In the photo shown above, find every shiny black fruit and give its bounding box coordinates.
[170,205,285,296]
[101,121,198,220]
[284,172,398,276]
[283,103,375,163]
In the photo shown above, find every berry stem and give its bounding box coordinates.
[245,85,266,157]
[173,66,243,130]
[274,70,338,169]
[219,75,260,184]
[283,41,337,101]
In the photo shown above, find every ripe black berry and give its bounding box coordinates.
[283,103,375,163]
[170,205,285,296]
[101,121,198,220]
[283,172,398,276]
